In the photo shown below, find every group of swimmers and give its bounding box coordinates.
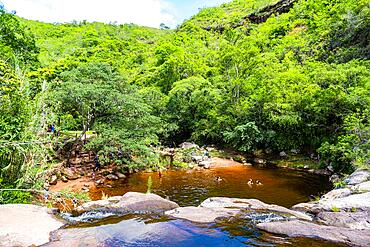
[214,176,263,186]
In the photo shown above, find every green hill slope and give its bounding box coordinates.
[1,0,369,183]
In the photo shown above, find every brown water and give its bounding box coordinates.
[49,164,341,247]
[92,165,331,208]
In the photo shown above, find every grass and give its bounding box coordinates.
[331,206,340,212]
[58,188,90,201]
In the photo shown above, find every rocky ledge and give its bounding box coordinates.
[0,204,64,246]
[260,169,370,247]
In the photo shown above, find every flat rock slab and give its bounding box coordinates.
[165,206,240,223]
[76,192,179,215]
[257,220,370,247]
[0,204,64,247]
[317,211,370,230]
[200,197,312,221]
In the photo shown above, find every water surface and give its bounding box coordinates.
[49,164,339,247]
[92,165,331,208]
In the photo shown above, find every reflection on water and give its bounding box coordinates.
[48,214,344,247]
[92,165,331,208]
[48,165,340,247]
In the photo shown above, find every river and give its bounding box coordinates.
[46,163,344,246]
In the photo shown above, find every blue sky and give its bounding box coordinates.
[0,0,231,28]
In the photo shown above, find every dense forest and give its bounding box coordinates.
[1,0,369,202]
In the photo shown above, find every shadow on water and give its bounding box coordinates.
[47,165,341,246]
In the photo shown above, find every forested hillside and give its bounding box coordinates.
[1,0,369,200]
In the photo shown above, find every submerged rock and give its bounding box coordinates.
[257,220,370,247]
[0,204,64,246]
[75,192,179,215]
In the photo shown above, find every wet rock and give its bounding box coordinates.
[0,204,64,246]
[61,176,68,183]
[317,211,370,230]
[257,220,370,247]
[352,181,370,192]
[165,206,239,223]
[49,175,58,185]
[179,142,199,149]
[320,188,351,201]
[106,174,119,180]
[75,192,179,215]
[115,172,126,179]
[204,164,210,169]
[200,197,312,221]
[63,168,79,180]
[345,170,370,185]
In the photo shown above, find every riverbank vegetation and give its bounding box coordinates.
[1,0,369,203]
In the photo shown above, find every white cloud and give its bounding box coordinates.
[0,0,177,28]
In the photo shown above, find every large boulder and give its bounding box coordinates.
[257,220,370,247]
[345,170,370,185]
[62,168,79,180]
[200,197,312,221]
[0,204,64,246]
[165,206,239,223]
[317,211,370,230]
[320,188,351,201]
[319,192,370,211]
[75,192,179,215]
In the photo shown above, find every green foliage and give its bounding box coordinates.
[224,122,263,152]
[319,111,370,173]
[48,62,163,167]
[0,0,368,189]
[0,6,39,67]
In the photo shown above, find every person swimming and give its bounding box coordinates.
[256,180,263,186]
[215,176,222,181]
[247,178,253,185]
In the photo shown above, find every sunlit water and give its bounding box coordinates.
[46,165,344,247]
